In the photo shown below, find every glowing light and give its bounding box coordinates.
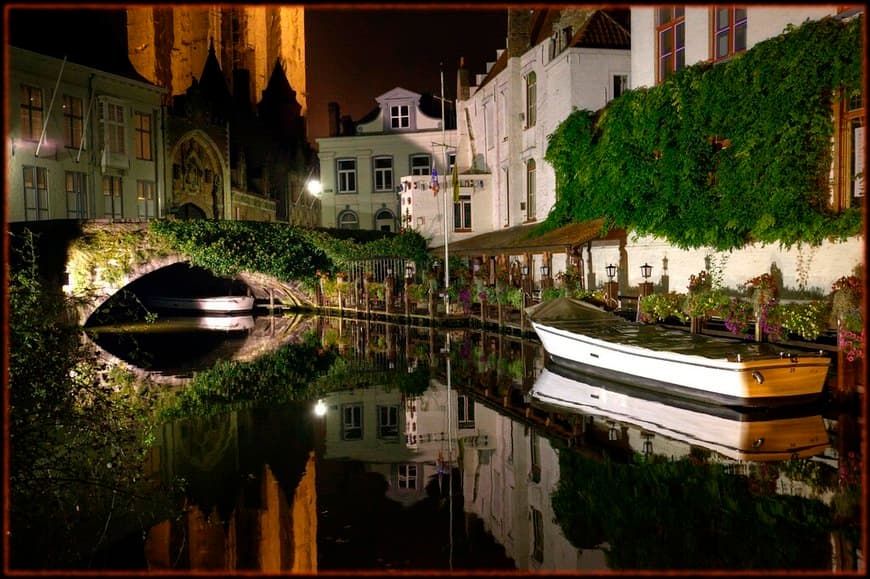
[314,399,327,417]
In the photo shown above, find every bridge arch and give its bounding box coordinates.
[65,222,316,325]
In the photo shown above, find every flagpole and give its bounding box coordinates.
[440,64,450,314]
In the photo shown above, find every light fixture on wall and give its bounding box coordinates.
[405,263,414,278]
[606,263,617,281]
[640,263,653,280]
[540,265,549,277]
[521,264,529,276]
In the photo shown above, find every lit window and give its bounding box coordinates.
[62,95,83,149]
[101,100,126,155]
[337,158,357,193]
[712,6,748,62]
[134,112,153,160]
[65,171,87,218]
[373,156,393,191]
[390,104,409,129]
[20,85,43,141]
[23,165,48,220]
[832,91,865,211]
[410,154,431,176]
[102,175,123,218]
[657,6,685,83]
[137,180,156,219]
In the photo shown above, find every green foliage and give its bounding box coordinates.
[639,292,688,323]
[8,229,174,568]
[771,300,831,341]
[551,451,834,569]
[544,16,863,250]
[406,282,430,302]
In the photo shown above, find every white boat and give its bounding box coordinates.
[530,364,830,461]
[527,297,830,408]
[143,295,255,314]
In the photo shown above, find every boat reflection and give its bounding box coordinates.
[529,362,830,462]
[88,314,256,334]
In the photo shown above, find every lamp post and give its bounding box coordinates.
[639,262,653,298]
[605,263,618,309]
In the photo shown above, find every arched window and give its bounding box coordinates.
[337,209,359,229]
[525,71,537,128]
[375,208,395,232]
[526,158,536,221]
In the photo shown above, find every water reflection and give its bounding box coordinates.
[88,314,862,572]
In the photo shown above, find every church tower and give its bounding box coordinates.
[126,5,306,117]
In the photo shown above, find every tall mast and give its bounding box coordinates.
[440,64,450,311]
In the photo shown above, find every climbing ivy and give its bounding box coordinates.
[543,15,863,251]
[147,219,431,283]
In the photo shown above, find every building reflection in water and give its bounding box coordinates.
[138,315,863,572]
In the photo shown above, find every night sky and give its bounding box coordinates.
[6,5,508,142]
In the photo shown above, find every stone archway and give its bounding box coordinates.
[169,131,227,219]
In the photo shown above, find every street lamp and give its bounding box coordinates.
[306,179,322,197]
[606,263,617,281]
[314,399,327,417]
[405,263,414,279]
[640,263,653,280]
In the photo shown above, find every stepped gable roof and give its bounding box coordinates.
[477,50,508,90]
[571,10,631,49]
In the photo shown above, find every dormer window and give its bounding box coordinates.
[390,105,409,129]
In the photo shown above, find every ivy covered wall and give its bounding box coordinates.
[543,15,863,251]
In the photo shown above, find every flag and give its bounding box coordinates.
[451,163,460,204]
[431,168,439,196]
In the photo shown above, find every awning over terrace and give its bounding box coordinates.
[437,218,620,256]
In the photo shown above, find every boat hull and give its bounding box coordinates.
[528,298,830,408]
[144,295,255,314]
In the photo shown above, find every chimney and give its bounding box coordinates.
[328,101,341,137]
[456,56,470,101]
[340,115,355,136]
[507,8,531,58]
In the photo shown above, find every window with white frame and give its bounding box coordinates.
[454,196,472,231]
[712,6,747,62]
[657,6,686,83]
[377,405,399,439]
[102,175,123,218]
[23,165,48,220]
[398,463,418,489]
[526,158,536,221]
[65,171,87,218]
[337,158,357,193]
[100,100,126,155]
[337,209,359,230]
[342,403,363,440]
[390,104,410,129]
[137,180,156,219]
[134,112,153,160]
[20,85,43,141]
[373,156,393,191]
[410,154,430,176]
[457,395,475,429]
[525,71,537,128]
[62,95,84,149]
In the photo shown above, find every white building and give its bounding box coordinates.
[7,46,168,222]
[447,5,863,294]
[315,88,458,235]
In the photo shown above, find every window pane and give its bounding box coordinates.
[716,7,729,30]
[716,32,730,58]
[734,22,747,52]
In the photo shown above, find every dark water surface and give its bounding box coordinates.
[40,315,868,571]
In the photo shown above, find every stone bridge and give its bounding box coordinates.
[58,221,316,325]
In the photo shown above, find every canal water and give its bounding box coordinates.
[69,314,864,571]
